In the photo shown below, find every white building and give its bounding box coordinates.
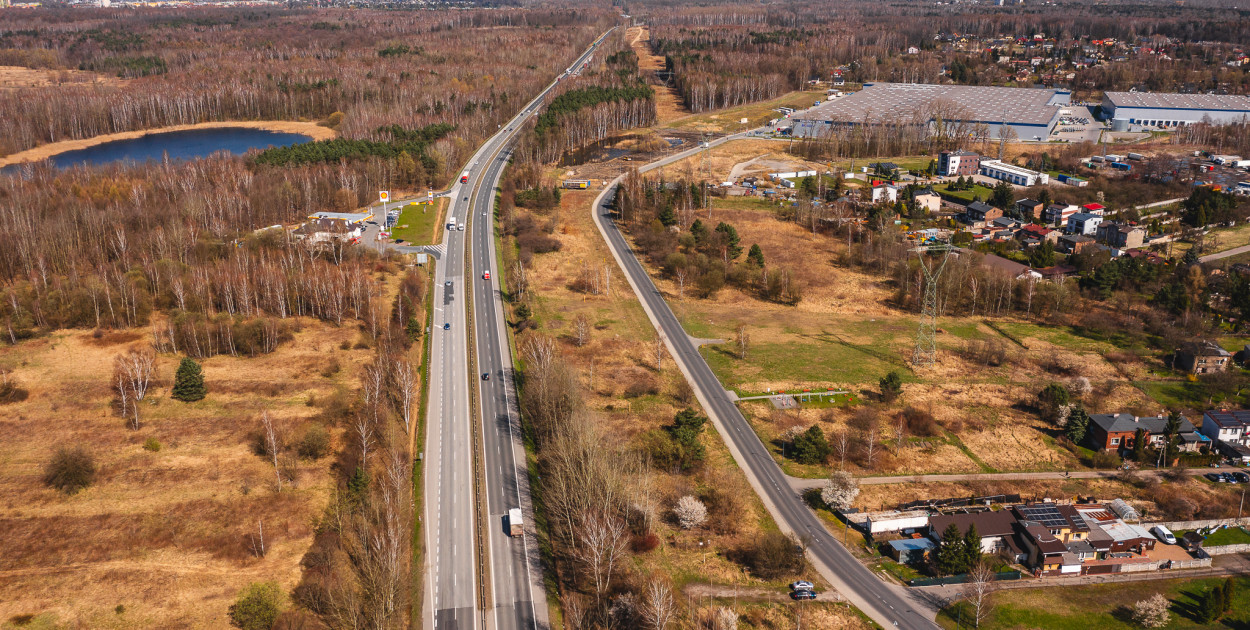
[980,160,1049,186]
[871,183,900,204]
[1066,212,1103,235]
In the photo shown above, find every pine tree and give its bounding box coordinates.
[746,244,765,268]
[171,357,206,402]
[963,524,982,573]
[936,523,968,576]
[1132,427,1147,461]
[1221,577,1235,613]
[1198,587,1223,622]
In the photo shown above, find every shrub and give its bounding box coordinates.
[297,424,331,460]
[793,425,831,465]
[820,470,859,510]
[901,407,940,437]
[143,437,162,452]
[0,370,30,404]
[739,531,805,579]
[229,582,284,630]
[320,358,341,378]
[43,446,96,494]
[631,531,660,553]
[623,377,659,399]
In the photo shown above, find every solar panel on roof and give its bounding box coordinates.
[1018,505,1067,528]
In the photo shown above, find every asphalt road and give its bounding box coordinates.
[424,28,613,630]
[590,135,939,630]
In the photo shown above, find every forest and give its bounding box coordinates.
[631,0,1249,113]
[0,7,613,184]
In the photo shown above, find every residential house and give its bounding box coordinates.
[980,254,1042,280]
[1086,413,1207,452]
[1043,203,1079,226]
[1176,340,1231,374]
[1036,264,1077,281]
[1057,233,1096,254]
[1015,198,1045,220]
[872,183,901,204]
[1016,224,1060,246]
[928,511,1027,561]
[1096,222,1146,249]
[1081,202,1107,216]
[1200,410,1250,463]
[965,200,1002,223]
[913,187,942,213]
[1066,212,1104,235]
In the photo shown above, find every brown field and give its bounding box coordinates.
[514,178,842,599]
[651,139,829,184]
[626,26,688,124]
[0,320,375,628]
[0,65,126,90]
[0,121,339,168]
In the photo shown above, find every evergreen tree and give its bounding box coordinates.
[658,204,677,227]
[172,357,206,402]
[1037,189,1052,207]
[879,371,903,402]
[936,523,968,576]
[714,222,742,260]
[667,408,708,471]
[963,524,982,572]
[991,180,1015,209]
[1198,587,1223,622]
[746,244,765,268]
[690,219,708,246]
[1132,427,1147,460]
[1221,577,1235,613]
[793,425,831,465]
[1029,240,1056,268]
[1065,406,1091,445]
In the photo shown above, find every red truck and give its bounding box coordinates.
[460,173,469,183]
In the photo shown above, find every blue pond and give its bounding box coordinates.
[2,127,313,174]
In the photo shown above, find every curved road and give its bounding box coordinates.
[589,135,939,630]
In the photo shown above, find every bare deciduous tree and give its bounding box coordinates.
[573,510,629,603]
[736,324,749,359]
[261,411,283,492]
[639,579,676,630]
[832,428,850,470]
[392,357,417,436]
[964,561,998,629]
[113,347,155,430]
[573,314,590,348]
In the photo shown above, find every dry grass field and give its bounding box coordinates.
[614,180,1166,477]
[510,180,870,622]
[0,319,375,628]
[0,65,125,90]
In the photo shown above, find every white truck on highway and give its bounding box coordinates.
[508,508,524,537]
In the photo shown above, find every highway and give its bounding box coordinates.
[588,135,940,630]
[423,27,613,630]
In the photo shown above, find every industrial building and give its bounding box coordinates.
[1102,92,1250,131]
[980,159,1049,186]
[791,82,1072,140]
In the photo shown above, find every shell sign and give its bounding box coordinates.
[379,190,390,203]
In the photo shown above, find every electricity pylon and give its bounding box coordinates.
[912,244,953,367]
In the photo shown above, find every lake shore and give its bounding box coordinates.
[0,120,338,168]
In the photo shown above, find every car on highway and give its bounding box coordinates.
[445,280,452,287]
[483,271,490,280]
[789,581,814,591]
[458,223,465,231]
[790,590,817,600]
[482,373,490,381]
[443,322,451,330]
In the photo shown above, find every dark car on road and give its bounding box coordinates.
[790,590,817,600]
[1234,472,1250,483]
[443,323,451,330]
[482,373,490,381]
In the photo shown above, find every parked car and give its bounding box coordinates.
[1205,473,1223,483]
[1234,472,1250,483]
[789,581,814,591]
[1151,525,1177,545]
[790,590,817,600]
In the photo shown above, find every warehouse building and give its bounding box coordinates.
[1102,92,1250,131]
[791,82,1072,140]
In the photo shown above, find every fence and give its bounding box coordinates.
[1205,543,1250,556]
[1169,557,1213,570]
[1152,517,1250,531]
[908,570,1021,587]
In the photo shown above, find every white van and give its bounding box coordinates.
[1151,525,1176,545]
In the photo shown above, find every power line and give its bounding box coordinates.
[912,244,953,367]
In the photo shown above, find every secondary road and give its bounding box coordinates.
[590,133,939,630]
[785,467,1212,491]
[423,28,614,630]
